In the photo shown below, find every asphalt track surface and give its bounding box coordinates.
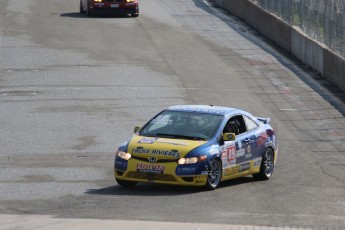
[1,0,345,229]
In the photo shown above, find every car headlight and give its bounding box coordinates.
[116,150,132,161]
[126,0,135,2]
[94,0,102,2]
[178,156,207,165]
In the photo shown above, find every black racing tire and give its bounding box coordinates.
[253,148,274,181]
[131,7,139,17]
[86,5,93,17]
[205,158,222,190]
[80,1,85,14]
[116,179,137,187]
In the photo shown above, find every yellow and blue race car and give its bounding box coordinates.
[115,105,278,190]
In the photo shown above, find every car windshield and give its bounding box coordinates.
[139,110,223,140]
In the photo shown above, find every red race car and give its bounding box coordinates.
[80,0,139,17]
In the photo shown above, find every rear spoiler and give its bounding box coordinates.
[256,117,271,124]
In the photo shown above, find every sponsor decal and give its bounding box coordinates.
[169,106,223,114]
[221,149,228,168]
[151,149,180,158]
[195,179,205,183]
[200,171,209,175]
[131,148,180,158]
[237,141,242,150]
[245,153,252,159]
[151,115,173,125]
[156,139,188,146]
[223,168,230,175]
[246,145,251,154]
[148,157,157,163]
[257,132,269,146]
[138,137,157,144]
[236,149,245,158]
[209,148,219,154]
[265,141,273,147]
[177,167,196,174]
[95,2,104,6]
[253,157,262,167]
[136,163,165,174]
[230,166,240,174]
[132,148,150,154]
[239,162,250,172]
[224,165,240,175]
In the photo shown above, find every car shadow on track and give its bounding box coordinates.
[60,12,132,18]
[85,177,256,196]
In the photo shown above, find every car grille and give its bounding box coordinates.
[127,172,177,182]
[131,156,178,163]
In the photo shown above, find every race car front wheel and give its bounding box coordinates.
[253,148,274,180]
[116,179,137,187]
[206,158,222,190]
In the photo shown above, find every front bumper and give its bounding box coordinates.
[115,158,208,186]
[90,2,138,14]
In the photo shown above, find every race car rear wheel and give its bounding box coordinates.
[253,148,274,180]
[116,179,137,187]
[206,158,222,190]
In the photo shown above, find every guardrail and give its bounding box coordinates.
[216,0,345,93]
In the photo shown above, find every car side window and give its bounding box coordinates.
[244,115,259,131]
[223,120,237,134]
[225,115,247,135]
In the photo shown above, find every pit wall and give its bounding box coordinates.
[216,0,345,92]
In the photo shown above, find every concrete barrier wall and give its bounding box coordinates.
[217,0,345,93]
[220,0,291,52]
[324,49,345,91]
[291,26,306,63]
[305,36,325,75]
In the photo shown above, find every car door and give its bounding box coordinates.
[243,114,261,154]
[230,115,252,173]
[221,115,251,175]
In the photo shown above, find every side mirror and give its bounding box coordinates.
[223,133,236,141]
[134,126,142,133]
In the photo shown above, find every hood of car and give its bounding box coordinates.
[128,135,207,159]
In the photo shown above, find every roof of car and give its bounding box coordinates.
[166,105,242,116]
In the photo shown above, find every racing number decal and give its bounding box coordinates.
[222,141,239,176]
[227,145,236,162]
[222,142,236,169]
